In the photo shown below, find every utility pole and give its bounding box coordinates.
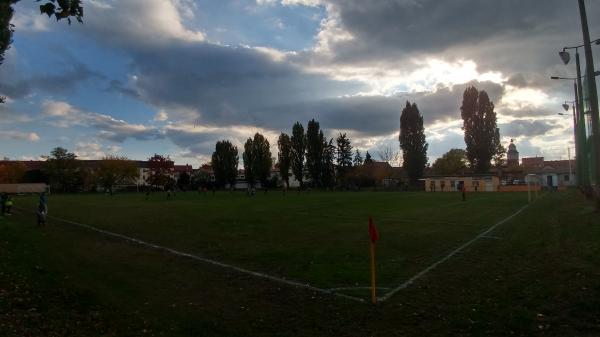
[578,0,600,209]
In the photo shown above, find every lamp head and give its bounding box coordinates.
[562,103,570,112]
[559,50,571,65]
[550,76,560,80]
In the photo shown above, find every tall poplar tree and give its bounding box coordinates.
[277,133,292,189]
[460,86,504,173]
[243,138,256,187]
[322,138,336,189]
[211,140,239,188]
[306,119,324,187]
[290,122,306,189]
[399,101,428,183]
[252,133,272,187]
[242,133,272,188]
[336,133,353,170]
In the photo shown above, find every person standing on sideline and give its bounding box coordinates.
[5,195,13,215]
[461,183,466,202]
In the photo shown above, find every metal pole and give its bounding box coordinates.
[568,147,573,184]
[572,87,579,180]
[370,242,377,304]
[578,0,600,209]
[575,51,590,195]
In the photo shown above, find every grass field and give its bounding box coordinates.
[2,190,600,336]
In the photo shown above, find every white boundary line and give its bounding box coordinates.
[16,208,365,303]
[378,204,528,302]
[328,286,390,291]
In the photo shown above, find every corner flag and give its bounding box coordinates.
[368,216,378,304]
[368,216,379,243]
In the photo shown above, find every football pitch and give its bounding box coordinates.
[17,191,527,300]
[3,190,600,336]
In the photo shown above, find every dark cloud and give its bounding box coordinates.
[164,127,228,156]
[506,73,552,89]
[126,42,365,127]
[500,119,558,138]
[0,60,102,99]
[316,0,599,66]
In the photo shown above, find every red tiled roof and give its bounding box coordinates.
[541,160,574,173]
[173,164,193,173]
[0,160,46,170]
[521,157,544,168]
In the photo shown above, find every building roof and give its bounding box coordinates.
[0,160,46,170]
[521,157,544,169]
[539,160,574,173]
[173,164,193,173]
[521,157,574,174]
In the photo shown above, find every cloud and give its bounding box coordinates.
[257,0,322,6]
[42,100,162,142]
[73,142,123,159]
[0,51,102,100]
[12,9,51,32]
[164,123,280,158]
[0,130,40,142]
[500,120,558,138]
[83,0,205,46]
[117,42,365,128]
[0,103,33,124]
[302,0,598,64]
[154,110,169,122]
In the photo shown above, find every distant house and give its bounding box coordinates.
[522,158,575,189]
[173,164,193,181]
[424,175,500,192]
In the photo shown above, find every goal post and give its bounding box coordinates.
[526,174,539,203]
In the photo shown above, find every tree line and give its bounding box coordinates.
[209,108,429,190]
[1,86,505,191]
[0,148,195,193]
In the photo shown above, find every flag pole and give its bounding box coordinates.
[370,241,377,304]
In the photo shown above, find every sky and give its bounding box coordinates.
[1,0,599,166]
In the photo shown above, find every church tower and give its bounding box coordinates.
[507,139,519,167]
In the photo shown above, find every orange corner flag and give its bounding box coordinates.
[368,216,378,304]
[368,216,379,243]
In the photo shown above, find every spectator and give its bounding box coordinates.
[5,195,13,215]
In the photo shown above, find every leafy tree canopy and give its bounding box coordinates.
[399,101,428,182]
[211,140,239,188]
[290,122,306,188]
[460,86,504,173]
[277,133,292,188]
[431,149,468,176]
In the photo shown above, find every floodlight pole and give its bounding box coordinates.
[551,76,585,189]
[578,0,600,209]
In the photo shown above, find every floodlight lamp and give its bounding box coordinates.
[550,76,559,80]
[559,50,571,65]
[562,103,570,111]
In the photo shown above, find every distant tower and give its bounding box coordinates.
[507,139,519,167]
